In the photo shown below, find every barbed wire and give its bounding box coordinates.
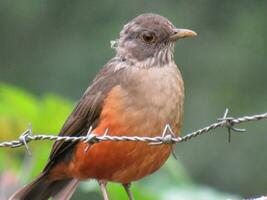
[1,109,267,153]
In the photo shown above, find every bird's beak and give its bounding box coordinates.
[169,28,197,41]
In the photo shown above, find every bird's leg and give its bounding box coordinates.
[98,180,109,200]
[123,183,135,200]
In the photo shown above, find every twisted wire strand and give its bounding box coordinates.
[0,109,267,149]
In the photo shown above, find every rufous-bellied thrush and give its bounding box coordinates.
[10,13,197,200]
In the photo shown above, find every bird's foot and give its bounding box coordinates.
[98,180,109,200]
[123,183,135,200]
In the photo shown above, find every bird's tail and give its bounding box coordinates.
[9,172,79,200]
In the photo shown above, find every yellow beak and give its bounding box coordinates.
[170,28,197,41]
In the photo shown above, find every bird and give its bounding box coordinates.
[10,13,197,200]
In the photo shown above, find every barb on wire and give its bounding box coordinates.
[18,125,32,155]
[149,124,178,159]
[0,109,267,151]
[217,108,246,143]
[84,126,94,153]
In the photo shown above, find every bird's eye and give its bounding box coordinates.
[141,32,156,44]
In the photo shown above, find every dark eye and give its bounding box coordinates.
[141,32,156,43]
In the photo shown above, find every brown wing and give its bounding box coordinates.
[43,58,126,171]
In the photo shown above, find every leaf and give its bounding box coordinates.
[0,83,38,120]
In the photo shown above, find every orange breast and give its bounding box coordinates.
[67,83,182,183]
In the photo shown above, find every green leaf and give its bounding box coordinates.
[0,83,38,120]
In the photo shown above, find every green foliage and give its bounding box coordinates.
[0,83,73,177]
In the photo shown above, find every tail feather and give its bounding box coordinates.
[9,173,79,200]
[52,179,80,200]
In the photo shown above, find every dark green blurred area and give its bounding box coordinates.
[0,0,266,199]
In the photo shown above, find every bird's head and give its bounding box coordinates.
[114,13,197,67]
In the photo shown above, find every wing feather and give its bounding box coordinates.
[43,58,125,171]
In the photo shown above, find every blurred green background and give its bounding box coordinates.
[0,0,266,199]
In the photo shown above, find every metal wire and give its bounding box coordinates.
[0,109,267,151]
